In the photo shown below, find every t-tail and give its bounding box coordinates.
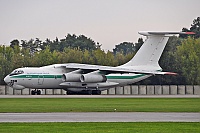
[120,31,195,71]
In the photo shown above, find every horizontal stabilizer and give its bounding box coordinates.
[152,71,178,75]
[139,31,195,36]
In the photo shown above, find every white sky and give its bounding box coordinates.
[0,0,199,51]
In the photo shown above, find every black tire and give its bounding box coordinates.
[31,90,36,95]
[37,90,41,95]
[67,91,73,95]
[87,90,92,95]
[96,90,101,95]
[92,90,101,95]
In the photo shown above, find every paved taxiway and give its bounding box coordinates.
[0,112,199,122]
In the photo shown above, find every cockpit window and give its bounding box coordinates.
[9,70,24,76]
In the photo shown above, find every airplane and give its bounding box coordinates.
[4,31,194,95]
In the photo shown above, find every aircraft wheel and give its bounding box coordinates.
[96,90,101,95]
[67,91,74,95]
[31,90,36,95]
[67,91,70,95]
[92,90,101,95]
[87,90,92,95]
[37,90,41,95]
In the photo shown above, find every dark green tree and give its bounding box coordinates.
[113,42,135,55]
[20,38,42,55]
[75,35,97,51]
[43,34,99,52]
[180,17,200,39]
[190,17,200,38]
[0,46,14,84]
[135,38,144,52]
[40,38,52,50]
[10,39,20,49]
[176,37,200,85]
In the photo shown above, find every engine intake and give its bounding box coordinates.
[80,74,107,83]
[62,73,81,82]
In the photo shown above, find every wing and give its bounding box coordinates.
[61,63,177,75]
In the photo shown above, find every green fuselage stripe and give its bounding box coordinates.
[11,74,145,80]
[11,75,62,79]
[106,74,145,79]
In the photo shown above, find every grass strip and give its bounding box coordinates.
[0,122,199,133]
[0,98,199,112]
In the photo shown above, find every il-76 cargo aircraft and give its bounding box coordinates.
[4,31,194,95]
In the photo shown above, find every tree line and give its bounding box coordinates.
[0,17,200,85]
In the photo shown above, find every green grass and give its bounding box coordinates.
[0,122,199,133]
[0,98,199,112]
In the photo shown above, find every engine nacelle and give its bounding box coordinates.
[80,74,107,83]
[62,73,81,82]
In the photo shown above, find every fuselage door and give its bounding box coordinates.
[38,75,44,85]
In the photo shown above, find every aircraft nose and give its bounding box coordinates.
[4,75,10,84]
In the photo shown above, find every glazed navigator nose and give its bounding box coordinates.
[4,75,10,84]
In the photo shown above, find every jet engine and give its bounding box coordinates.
[62,73,81,82]
[80,74,107,83]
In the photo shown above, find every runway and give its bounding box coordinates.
[1,95,199,122]
[0,112,199,122]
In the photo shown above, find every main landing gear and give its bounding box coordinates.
[67,90,101,95]
[31,89,41,95]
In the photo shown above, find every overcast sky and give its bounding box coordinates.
[0,0,199,50]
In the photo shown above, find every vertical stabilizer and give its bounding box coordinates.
[121,31,195,69]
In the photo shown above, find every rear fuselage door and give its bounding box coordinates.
[38,75,44,85]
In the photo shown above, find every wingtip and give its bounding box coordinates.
[165,72,178,75]
[185,32,195,35]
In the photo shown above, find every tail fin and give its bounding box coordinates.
[121,31,195,69]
